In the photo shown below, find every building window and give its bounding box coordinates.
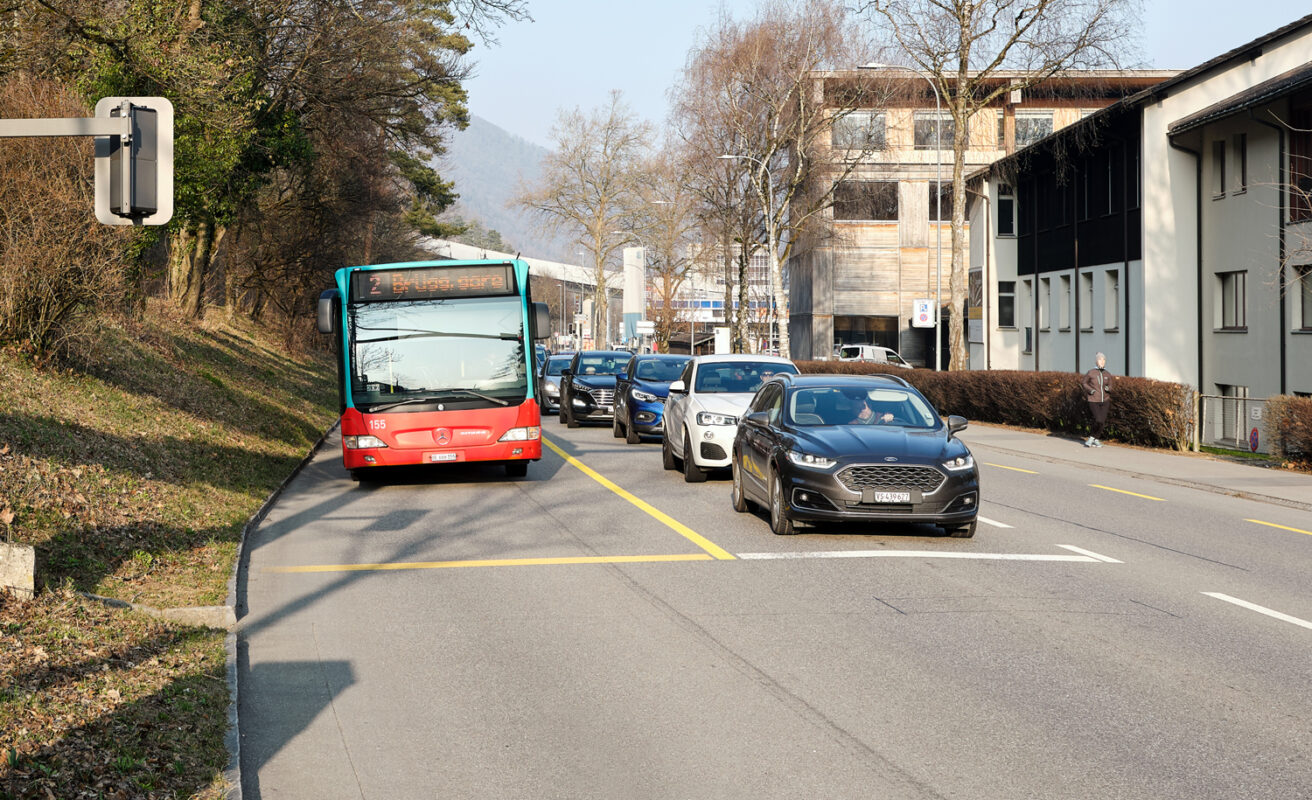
[1233,133,1247,192]
[834,181,899,220]
[1298,265,1312,330]
[1130,147,1141,210]
[1021,278,1034,352]
[928,183,953,221]
[1059,274,1071,330]
[997,184,1015,236]
[1079,272,1094,331]
[913,112,954,150]
[1217,270,1247,330]
[1015,111,1053,149]
[1292,104,1312,222]
[1039,277,1051,331]
[1212,140,1226,199]
[831,111,886,151]
[1105,270,1120,331]
[997,110,1006,149]
[997,280,1016,328]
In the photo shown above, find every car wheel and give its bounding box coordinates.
[625,416,641,444]
[682,430,707,483]
[944,520,977,539]
[612,415,624,438]
[505,461,528,478]
[731,455,749,512]
[661,429,679,471]
[565,401,579,428]
[769,470,795,535]
[558,400,567,424]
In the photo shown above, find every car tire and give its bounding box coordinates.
[731,455,749,513]
[662,429,679,471]
[683,430,707,483]
[612,415,624,438]
[769,470,795,535]
[565,401,580,428]
[558,400,567,424]
[945,520,977,539]
[505,461,528,478]
[625,417,641,444]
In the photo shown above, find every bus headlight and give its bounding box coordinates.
[499,426,541,442]
[344,435,387,449]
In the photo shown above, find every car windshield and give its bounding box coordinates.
[635,358,688,381]
[788,386,939,428]
[576,353,626,375]
[694,361,797,394]
[887,351,908,366]
[349,296,527,404]
[544,357,570,376]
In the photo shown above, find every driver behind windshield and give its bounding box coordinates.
[849,393,895,425]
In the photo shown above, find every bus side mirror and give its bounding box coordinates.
[533,302,550,340]
[317,289,340,335]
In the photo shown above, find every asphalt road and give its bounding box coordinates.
[237,417,1312,799]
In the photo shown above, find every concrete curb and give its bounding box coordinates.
[222,422,337,800]
[972,437,1312,513]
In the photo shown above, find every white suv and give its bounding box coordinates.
[662,354,798,482]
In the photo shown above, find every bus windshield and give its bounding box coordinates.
[349,296,527,406]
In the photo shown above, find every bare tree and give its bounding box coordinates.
[862,0,1141,369]
[515,91,652,347]
[631,147,705,352]
[674,0,885,359]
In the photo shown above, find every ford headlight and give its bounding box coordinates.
[499,426,541,442]
[344,435,387,449]
[942,455,974,471]
[787,450,835,470]
[697,411,737,426]
[632,389,659,402]
[544,382,559,396]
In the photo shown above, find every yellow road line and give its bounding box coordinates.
[1089,484,1165,502]
[270,553,715,574]
[1246,519,1312,536]
[543,435,735,560]
[984,462,1039,474]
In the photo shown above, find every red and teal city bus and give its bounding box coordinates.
[317,259,550,479]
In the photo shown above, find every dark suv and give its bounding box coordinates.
[559,350,629,427]
[731,373,979,537]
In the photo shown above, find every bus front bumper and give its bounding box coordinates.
[343,437,541,469]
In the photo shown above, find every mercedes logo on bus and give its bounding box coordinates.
[435,428,451,445]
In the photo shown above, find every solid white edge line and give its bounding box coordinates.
[977,515,1012,529]
[735,550,1096,562]
[1056,545,1124,563]
[1202,592,1312,631]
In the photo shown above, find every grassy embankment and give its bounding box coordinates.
[1,303,336,799]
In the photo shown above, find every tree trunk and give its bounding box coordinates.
[948,100,970,371]
[769,239,789,359]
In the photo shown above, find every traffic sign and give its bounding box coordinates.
[911,298,935,329]
[635,320,655,334]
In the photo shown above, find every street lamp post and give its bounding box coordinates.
[718,153,779,356]
[860,63,943,372]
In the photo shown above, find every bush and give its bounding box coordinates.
[1265,395,1312,467]
[794,361,1193,450]
[0,76,137,361]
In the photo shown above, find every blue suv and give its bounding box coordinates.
[613,353,691,444]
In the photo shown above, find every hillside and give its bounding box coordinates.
[0,304,338,798]
[438,115,575,262]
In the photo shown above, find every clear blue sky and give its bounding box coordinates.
[465,1,1309,149]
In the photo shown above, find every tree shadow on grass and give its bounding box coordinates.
[0,623,237,800]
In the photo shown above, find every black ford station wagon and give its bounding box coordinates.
[730,373,979,537]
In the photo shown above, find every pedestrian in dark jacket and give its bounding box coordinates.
[1082,352,1112,447]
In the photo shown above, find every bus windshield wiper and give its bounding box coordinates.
[355,327,521,344]
[364,389,509,413]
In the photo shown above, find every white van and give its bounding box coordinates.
[836,344,913,368]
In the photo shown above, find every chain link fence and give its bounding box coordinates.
[1197,394,1271,454]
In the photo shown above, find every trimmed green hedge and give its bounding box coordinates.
[1265,395,1312,467]
[794,362,1193,451]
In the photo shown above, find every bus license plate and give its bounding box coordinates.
[873,491,911,504]
[427,452,458,462]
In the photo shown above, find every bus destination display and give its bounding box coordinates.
[351,264,515,302]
